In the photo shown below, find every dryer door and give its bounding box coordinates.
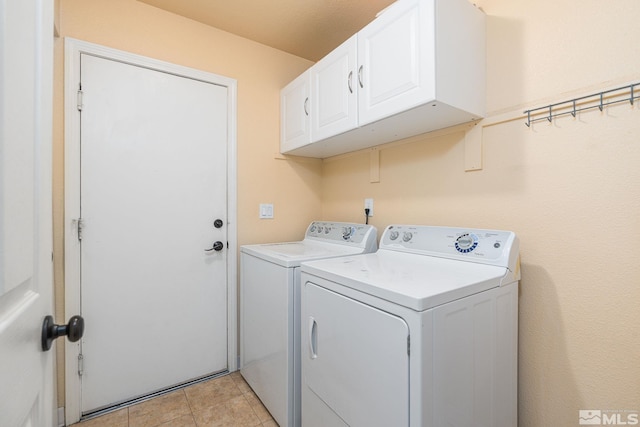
[302,281,409,427]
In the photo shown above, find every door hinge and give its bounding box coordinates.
[407,335,411,356]
[77,86,83,111]
[75,218,84,241]
[78,353,84,377]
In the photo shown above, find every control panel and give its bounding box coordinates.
[305,221,377,247]
[381,224,518,268]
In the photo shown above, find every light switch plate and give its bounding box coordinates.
[259,203,274,219]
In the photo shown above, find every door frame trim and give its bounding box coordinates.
[63,38,238,424]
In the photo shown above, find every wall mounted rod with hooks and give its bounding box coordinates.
[524,82,639,127]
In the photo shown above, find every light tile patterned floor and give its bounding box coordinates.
[72,372,278,427]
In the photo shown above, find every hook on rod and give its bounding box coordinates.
[524,81,639,127]
[598,93,604,111]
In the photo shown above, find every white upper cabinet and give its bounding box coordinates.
[357,0,432,126]
[281,0,485,158]
[280,70,311,153]
[311,35,358,142]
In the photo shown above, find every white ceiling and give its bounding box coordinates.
[138,0,397,61]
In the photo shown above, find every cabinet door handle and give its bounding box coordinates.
[348,71,353,94]
[304,97,309,116]
[358,65,364,88]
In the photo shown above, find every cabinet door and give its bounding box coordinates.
[302,282,409,427]
[311,35,358,142]
[358,0,435,126]
[281,70,311,152]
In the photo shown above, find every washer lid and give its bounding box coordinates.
[300,250,510,311]
[240,221,378,267]
[241,240,370,268]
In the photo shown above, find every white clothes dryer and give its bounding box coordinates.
[300,225,520,427]
[240,222,377,427]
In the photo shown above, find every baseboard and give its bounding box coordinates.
[58,407,65,427]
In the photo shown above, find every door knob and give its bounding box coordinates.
[41,315,85,351]
[205,241,224,252]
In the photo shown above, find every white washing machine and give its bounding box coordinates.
[240,221,378,427]
[300,225,521,427]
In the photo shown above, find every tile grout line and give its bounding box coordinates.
[231,375,260,427]
[181,388,198,427]
[230,373,268,427]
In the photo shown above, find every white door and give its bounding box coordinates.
[0,0,55,426]
[302,282,409,427]
[311,35,358,141]
[78,53,229,413]
[357,0,434,126]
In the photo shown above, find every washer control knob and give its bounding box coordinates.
[324,227,331,234]
[317,226,324,233]
[310,225,317,232]
[402,232,413,242]
[389,230,399,241]
[342,226,355,240]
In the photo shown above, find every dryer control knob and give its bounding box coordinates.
[402,232,413,242]
[455,233,479,253]
[389,231,399,241]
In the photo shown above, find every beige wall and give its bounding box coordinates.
[322,0,640,425]
[54,0,640,424]
[54,0,318,406]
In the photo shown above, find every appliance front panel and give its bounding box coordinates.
[302,281,409,427]
[240,254,295,426]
